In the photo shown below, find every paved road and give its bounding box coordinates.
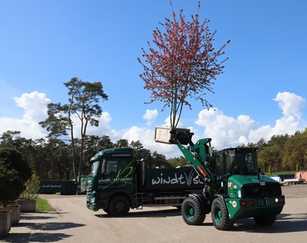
[4,185,307,243]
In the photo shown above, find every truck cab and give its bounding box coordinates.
[87,147,136,215]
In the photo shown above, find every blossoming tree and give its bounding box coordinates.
[139,7,230,129]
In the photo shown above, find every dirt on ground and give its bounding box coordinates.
[3,184,307,243]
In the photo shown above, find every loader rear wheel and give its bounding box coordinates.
[211,197,233,230]
[182,196,205,225]
[106,195,130,217]
[254,215,276,226]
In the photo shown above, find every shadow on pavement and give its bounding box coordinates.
[4,232,71,242]
[233,216,307,233]
[15,222,85,231]
[199,222,213,226]
[278,213,307,220]
[96,208,181,218]
[20,215,56,220]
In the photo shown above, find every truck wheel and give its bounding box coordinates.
[107,195,130,217]
[181,196,205,225]
[211,197,233,230]
[254,215,276,226]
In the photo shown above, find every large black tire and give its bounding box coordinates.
[181,196,206,225]
[254,215,276,226]
[106,195,130,217]
[211,197,233,230]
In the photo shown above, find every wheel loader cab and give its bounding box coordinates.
[213,148,258,177]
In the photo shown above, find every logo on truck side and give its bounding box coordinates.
[151,170,203,186]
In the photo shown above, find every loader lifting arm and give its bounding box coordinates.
[168,128,213,180]
[176,139,213,179]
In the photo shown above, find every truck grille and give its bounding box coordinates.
[241,182,281,198]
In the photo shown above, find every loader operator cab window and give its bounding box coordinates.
[240,151,258,175]
[214,149,258,176]
[227,150,257,175]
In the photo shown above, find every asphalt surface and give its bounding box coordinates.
[3,184,307,243]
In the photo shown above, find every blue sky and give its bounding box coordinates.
[0,0,306,154]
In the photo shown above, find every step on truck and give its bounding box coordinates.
[86,147,204,216]
[154,127,285,230]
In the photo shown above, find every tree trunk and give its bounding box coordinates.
[68,110,77,181]
[78,118,88,182]
[78,119,84,183]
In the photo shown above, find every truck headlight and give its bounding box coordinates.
[238,190,241,198]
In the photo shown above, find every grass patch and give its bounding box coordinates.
[36,197,55,213]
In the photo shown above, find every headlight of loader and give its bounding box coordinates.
[238,190,241,198]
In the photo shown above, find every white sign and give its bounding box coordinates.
[154,127,172,144]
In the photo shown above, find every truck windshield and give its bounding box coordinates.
[103,157,133,180]
[91,161,100,176]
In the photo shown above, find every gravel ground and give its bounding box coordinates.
[3,184,307,243]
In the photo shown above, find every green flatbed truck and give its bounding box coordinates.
[86,147,204,216]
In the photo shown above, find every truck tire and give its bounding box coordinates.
[106,195,130,217]
[181,196,205,225]
[254,215,276,226]
[211,197,233,230]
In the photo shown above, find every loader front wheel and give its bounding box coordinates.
[211,197,233,230]
[182,196,205,225]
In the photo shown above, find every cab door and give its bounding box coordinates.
[98,156,136,197]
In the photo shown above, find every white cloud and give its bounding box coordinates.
[196,91,306,149]
[1,90,305,158]
[274,91,305,118]
[14,91,51,122]
[0,91,113,141]
[0,91,50,139]
[143,109,158,124]
[121,126,179,158]
[196,108,255,148]
[86,111,113,136]
[162,116,183,128]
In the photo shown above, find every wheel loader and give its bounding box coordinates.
[154,127,285,230]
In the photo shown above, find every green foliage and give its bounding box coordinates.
[36,197,54,213]
[253,129,307,172]
[116,139,129,148]
[20,173,40,200]
[0,131,170,180]
[167,156,187,168]
[40,77,109,181]
[39,103,69,139]
[0,147,31,205]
